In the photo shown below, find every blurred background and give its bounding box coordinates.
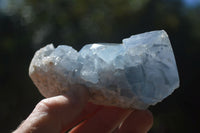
[0,0,199,132]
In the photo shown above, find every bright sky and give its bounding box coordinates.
[183,0,200,6]
[0,0,7,10]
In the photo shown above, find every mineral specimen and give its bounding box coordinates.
[29,30,179,109]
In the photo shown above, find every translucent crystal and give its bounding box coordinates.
[29,30,179,109]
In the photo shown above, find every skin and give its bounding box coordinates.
[13,87,153,133]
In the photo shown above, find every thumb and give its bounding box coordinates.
[14,86,89,133]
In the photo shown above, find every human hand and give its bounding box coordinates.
[13,87,153,133]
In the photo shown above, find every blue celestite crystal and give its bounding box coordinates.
[29,30,180,109]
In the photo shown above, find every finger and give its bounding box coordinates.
[63,102,102,131]
[115,110,153,133]
[14,86,89,133]
[70,106,133,133]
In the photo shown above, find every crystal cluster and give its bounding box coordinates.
[29,30,179,109]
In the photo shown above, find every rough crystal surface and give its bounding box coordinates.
[29,30,179,109]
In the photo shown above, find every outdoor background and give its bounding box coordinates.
[0,0,200,132]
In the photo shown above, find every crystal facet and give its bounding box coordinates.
[29,30,179,109]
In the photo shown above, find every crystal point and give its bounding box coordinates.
[29,30,179,109]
